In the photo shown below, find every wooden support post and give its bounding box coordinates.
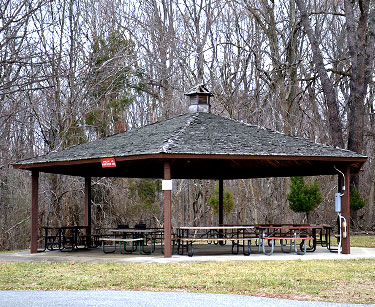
[31,171,39,253]
[338,172,343,194]
[219,179,224,226]
[341,166,351,254]
[219,179,224,244]
[85,177,92,247]
[163,161,172,258]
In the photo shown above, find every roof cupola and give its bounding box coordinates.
[185,84,213,113]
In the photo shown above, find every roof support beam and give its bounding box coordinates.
[219,179,224,226]
[31,171,39,253]
[219,178,224,245]
[163,161,172,257]
[341,166,351,254]
[85,177,92,248]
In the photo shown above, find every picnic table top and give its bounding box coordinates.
[42,225,89,230]
[178,226,255,230]
[109,228,161,233]
[257,225,324,230]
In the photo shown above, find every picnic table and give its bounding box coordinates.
[42,226,95,251]
[256,224,331,255]
[100,228,162,254]
[176,226,257,257]
[175,224,333,257]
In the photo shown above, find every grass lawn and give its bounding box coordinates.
[0,235,374,304]
[1,259,375,304]
[350,235,375,248]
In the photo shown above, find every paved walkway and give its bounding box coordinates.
[1,245,375,264]
[1,247,375,306]
[0,290,373,307]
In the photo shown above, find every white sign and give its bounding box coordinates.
[162,180,173,191]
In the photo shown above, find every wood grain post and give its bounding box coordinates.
[163,161,172,257]
[84,177,92,247]
[31,171,39,253]
[218,179,224,244]
[219,179,224,226]
[338,172,343,193]
[341,166,351,254]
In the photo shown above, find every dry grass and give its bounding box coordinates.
[1,259,375,304]
[351,235,375,248]
[1,235,374,304]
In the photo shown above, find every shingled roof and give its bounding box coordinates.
[13,112,367,179]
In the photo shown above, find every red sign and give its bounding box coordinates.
[101,158,116,168]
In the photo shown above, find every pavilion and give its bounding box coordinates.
[13,85,367,257]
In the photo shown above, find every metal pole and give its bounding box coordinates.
[163,161,172,257]
[31,171,39,253]
[337,171,343,254]
[341,166,351,254]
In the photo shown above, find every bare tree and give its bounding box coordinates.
[295,0,345,148]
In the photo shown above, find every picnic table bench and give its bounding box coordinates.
[42,226,98,252]
[100,228,162,254]
[257,225,322,255]
[176,226,257,257]
[261,235,314,255]
[99,237,143,254]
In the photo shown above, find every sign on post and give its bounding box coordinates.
[162,180,173,190]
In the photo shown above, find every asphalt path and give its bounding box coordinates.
[0,291,373,307]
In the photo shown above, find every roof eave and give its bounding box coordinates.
[12,152,367,171]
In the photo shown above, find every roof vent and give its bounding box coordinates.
[185,84,213,113]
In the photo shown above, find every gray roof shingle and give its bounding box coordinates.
[14,112,366,166]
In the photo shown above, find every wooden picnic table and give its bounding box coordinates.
[100,228,162,254]
[42,225,93,252]
[176,225,257,257]
[256,224,329,255]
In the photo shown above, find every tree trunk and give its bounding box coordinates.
[367,163,375,229]
[295,0,344,148]
[345,1,374,191]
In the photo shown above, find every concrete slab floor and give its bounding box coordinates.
[1,245,375,264]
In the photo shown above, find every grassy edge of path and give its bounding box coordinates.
[1,259,375,304]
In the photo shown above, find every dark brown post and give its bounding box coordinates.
[218,179,224,244]
[31,171,39,253]
[163,161,172,257]
[219,179,224,226]
[84,176,92,247]
[341,166,351,254]
[338,172,343,193]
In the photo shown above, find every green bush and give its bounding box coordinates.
[208,184,235,215]
[128,178,161,214]
[350,186,365,211]
[287,177,322,217]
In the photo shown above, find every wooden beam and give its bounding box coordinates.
[14,152,367,170]
[31,171,39,253]
[219,179,224,226]
[341,166,351,254]
[163,161,172,257]
[85,176,92,247]
[338,172,343,193]
[219,179,224,244]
